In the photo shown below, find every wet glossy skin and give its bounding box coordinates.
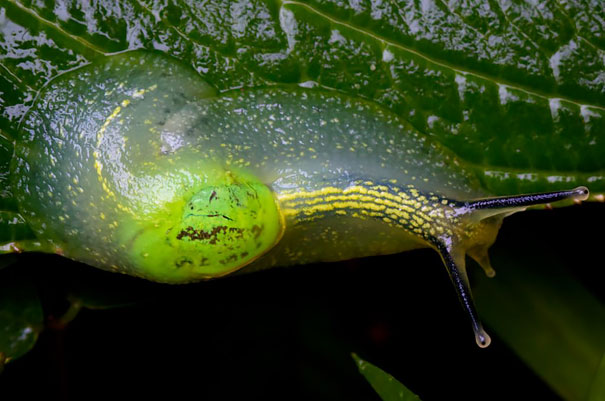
[7,51,588,347]
[12,51,482,279]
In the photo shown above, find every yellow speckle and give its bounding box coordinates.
[133,88,146,98]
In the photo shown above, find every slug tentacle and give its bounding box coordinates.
[434,186,590,347]
[433,239,491,348]
[459,187,589,220]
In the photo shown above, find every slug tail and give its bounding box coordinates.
[0,130,37,258]
[434,240,491,348]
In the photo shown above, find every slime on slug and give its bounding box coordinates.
[2,52,590,347]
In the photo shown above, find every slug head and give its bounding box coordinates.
[430,186,589,348]
[124,172,284,283]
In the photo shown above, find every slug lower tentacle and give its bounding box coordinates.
[3,51,589,347]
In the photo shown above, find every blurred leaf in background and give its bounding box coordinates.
[588,353,605,401]
[475,247,605,401]
[0,267,43,368]
[353,353,422,401]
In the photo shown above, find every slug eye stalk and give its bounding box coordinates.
[464,186,589,212]
[437,186,589,348]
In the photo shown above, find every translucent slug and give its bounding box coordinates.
[1,52,589,347]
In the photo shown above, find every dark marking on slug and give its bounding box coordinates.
[228,227,246,239]
[176,225,228,241]
[183,213,233,221]
[175,257,194,268]
[251,225,263,239]
[202,213,233,221]
[176,225,247,242]
[219,253,239,265]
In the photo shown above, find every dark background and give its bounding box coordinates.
[1,203,603,400]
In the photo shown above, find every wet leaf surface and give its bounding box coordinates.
[1,0,604,196]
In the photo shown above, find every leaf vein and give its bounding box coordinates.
[7,0,105,56]
[283,0,605,111]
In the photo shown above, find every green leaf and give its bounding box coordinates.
[352,353,421,401]
[0,211,36,245]
[1,123,36,251]
[0,268,43,366]
[588,353,605,401]
[474,245,605,401]
[1,0,604,197]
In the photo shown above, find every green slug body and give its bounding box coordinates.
[4,52,589,347]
